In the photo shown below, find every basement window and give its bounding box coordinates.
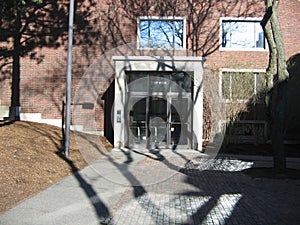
[220,69,266,102]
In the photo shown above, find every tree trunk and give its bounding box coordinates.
[261,12,276,89]
[262,0,288,169]
[269,81,287,169]
[270,0,288,169]
[9,10,21,120]
[270,0,289,82]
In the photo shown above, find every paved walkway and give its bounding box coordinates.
[0,147,300,225]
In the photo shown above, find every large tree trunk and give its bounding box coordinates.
[269,1,289,82]
[269,81,287,169]
[9,10,21,120]
[262,0,288,169]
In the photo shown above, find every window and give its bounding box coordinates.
[138,17,185,49]
[126,71,192,93]
[220,69,266,102]
[221,18,266,50]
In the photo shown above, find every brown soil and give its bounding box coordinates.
[0,121,112,213]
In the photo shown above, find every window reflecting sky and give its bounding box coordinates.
[222,21,265,49]
[140,20,184,48]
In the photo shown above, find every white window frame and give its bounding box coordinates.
[219,17,268,52]
[137,16,186,50]
[219,68,266,103]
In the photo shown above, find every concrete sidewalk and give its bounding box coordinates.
[1,149,299,225]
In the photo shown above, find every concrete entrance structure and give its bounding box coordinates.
[113,56,203,151]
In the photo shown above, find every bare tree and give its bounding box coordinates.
[0,0,94,120]
[261,0,289,169]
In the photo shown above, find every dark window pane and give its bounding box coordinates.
[171,72,192,92]
[127,72,148,92]
[149,75,171,93]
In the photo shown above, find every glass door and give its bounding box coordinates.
[127,96,169,149]
[148,97,168,149]
[169,97,192,149]
[126,71,193,150]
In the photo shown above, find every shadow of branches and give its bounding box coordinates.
[221,53,300,158]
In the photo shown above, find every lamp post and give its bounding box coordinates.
[65,0,75,157]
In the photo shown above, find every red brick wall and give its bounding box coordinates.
[20,47,66,118]
[1,0,299,132]
[278,0,300,59]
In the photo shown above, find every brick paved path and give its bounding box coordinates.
[1,149,299,225]
[107,156,300,225]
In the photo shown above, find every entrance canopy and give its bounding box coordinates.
[113,56,203,151]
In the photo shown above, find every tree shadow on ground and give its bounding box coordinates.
[57,151,113,225]
[11,121,113,224]
[179,166,300,225]
[75,132,300,224]
[243,167,300,180]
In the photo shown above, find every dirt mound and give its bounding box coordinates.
[0,121,111,213]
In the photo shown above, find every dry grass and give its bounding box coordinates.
[0,121,112,213]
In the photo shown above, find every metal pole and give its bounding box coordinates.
[65,0,75,157]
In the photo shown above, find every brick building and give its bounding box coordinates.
[1,0,299,148]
